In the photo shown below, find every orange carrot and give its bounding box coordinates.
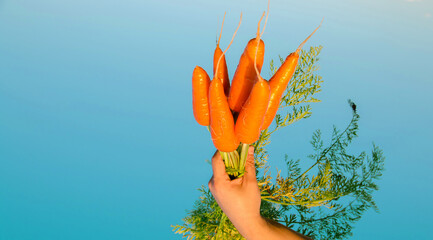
[213,46,230,97]
[235,77,270,144]
[228,12,266,113]
[209,13,242,152]
[209,76,239,151]
[213,13,230,96]
[235,8,270,144]
[192,66,211,126]
[261,21,322,130]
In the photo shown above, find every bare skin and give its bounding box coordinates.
[208,146,313,240]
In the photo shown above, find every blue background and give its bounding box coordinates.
[1,0,432,239]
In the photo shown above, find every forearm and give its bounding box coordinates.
[238,216,313,240]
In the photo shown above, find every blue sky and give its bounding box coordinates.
[0,0,432,239]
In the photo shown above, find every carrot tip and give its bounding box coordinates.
[215,12,242,79]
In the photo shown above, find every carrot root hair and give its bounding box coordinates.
[217,12,227,47]
[254,0,270,79]
[256,11,265,39]
[295,18,323,54]
[215,12,242,79]
[260,0,270,37]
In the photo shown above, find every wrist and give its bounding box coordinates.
[236,215,268,240]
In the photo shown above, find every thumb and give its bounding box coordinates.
[244,146,257,182]
[211,150,230,181]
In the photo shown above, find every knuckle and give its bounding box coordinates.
[246,160,255,169]
[208,179,214,190]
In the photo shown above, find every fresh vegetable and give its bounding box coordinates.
[228,13,266,113]
[235,77,270,144]
[209,14,242,152]
[261,21,322,130]
[209,76,239,152]
[213,13,230,96]
[191,2,321,179]
[235,12,270,144]
[192,66,211,126]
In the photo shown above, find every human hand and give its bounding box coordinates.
[208,146,264,239]
[208,146,313,240]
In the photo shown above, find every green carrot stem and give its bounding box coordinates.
[228,151,235,169]
[233,150,240,172]
[229,151,238,169]
[220,148,246,178]
[219,151,228,168]
[239,143,250,172]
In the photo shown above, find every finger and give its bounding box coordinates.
[211,150,230,181]
[244,146,257,182]
[208,176,214,191]
[231,177,243,186]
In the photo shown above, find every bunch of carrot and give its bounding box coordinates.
[192,10,321,178]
